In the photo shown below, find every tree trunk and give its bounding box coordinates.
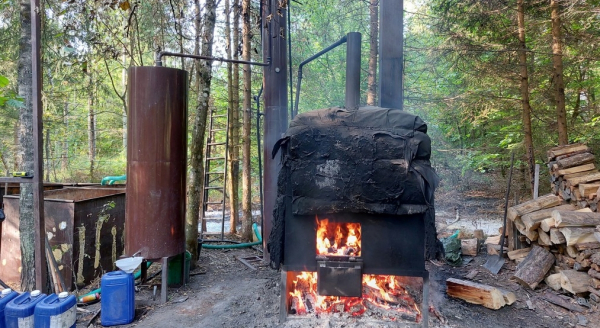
[186,0,217,261]
[225,0,239,234]
[517,0,535,192]
[241,0,253,241]
[17,0,35,291]
[551,0,568,145]
[366,0,378,106]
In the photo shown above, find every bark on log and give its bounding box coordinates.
[591,252,600,265]
[575,242,600,251]
[522,204,576,231]
[508,194,563,222]
[553,211,600,227]
[555,152,595,170]
[566,172,600,188]
[446,278,515,310]
[560,270,592,294]
[588,268,600,280]
[543,291,586,312]
[513,246,555,289]
[557,254,576,270]
[560,227,597,246]
[550,228,566,244]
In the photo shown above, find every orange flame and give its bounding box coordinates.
[316,216,361,257]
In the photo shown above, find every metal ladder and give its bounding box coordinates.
[202,106,229,240]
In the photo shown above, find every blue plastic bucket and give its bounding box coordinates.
[5,290,46,328]
[100,271,135,326]
[1,289,19,327]
[34,292,76,328]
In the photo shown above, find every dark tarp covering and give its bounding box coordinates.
[268,107,441,268]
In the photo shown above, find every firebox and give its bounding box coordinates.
[269,106,438,326]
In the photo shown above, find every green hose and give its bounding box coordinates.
[201,223,262,249]
[100,175,126,185]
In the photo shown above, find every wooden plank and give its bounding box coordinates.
[446,278,515,310]
[507,194,563,222]
[543,291,586,312]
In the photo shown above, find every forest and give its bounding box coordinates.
[1,0,600,245]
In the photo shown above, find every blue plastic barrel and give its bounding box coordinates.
[1,289,19,327]
[5,290,46,328]
[100,271,135,326]
[34,292,76,328]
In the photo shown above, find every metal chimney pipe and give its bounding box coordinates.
[345,32,361,111]
[379,0,404,110]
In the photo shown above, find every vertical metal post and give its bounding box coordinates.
[345,32,361,111]
[378,0,404,110]
[262,0,288,263]
[31,0,47,292]
[533,164,540,199]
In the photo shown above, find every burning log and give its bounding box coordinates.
[289,295,306,315]
[363,299,418,323]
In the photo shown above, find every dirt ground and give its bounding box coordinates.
[77,189,600,328]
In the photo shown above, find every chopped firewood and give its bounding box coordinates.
[588,269,600,280]
[446,278,515,310]
[560,270,592,294]
[507,247,531,261]
[574,259,591,271]
[548,144,591,161]
[592,279,600,289]
[550,228,566,244]
[592,263,600,271]
[576,249,597,262]
[560,227,597,246]
[507,194,563,222]
[543,291,586,313]
[541,218,555,232]
[348,302,365,315]
[289,296,306,315]
[484,235,501,245]
[513,246,555,289]
[545,273,562,291]
[564,170,598,181]
[556,163,596,176]
[574,241,600,251]
[556,254,576,270]
[473,229,485,240]
[553,210,600,227]
[521,204,576,231]
[591,253,600,265]
[487,244,505,256]
[595,225,600,243]
[555,152,595,170]
[538,229,552,246]
[580,183,600,199]
[461,238,478,256]
[514,217,538,241]
[566,246,579,258]
[589,287,600,300]
[566,172,600,188]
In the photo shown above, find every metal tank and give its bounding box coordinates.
[126,66,188,260]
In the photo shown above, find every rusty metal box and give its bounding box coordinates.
[0,187,125,290]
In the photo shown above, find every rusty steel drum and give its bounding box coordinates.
[126,66,188,260]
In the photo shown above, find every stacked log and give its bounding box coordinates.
[503,143,600,299]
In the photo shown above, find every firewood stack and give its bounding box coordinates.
[504,143,600,303]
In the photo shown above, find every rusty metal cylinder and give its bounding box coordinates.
[126,66,188,260]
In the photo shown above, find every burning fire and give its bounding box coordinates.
[288,272,422,322]
[316,217,361,257]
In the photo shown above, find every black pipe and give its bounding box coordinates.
[255,85,264,240]
[294,35,348,116]
[155,51,271,67]
[345,32,361,111]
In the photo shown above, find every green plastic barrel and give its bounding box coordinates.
[167,251,191,286]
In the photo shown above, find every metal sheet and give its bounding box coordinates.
[126,66,188,260]
[379,0,404,110]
